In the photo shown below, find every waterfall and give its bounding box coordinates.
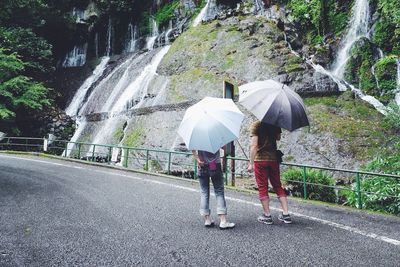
[282,31,387,114]
[65,56,110,116]
[94,33,99,58]
[396,59,400,105]
[89,45,171,150]
[254,0,265,15]
[371,64,381,94]
[111,46,170,112]
[193,0,210,27]
[64,120,87,157]
[125,23,138,53]
[72,7,85,23]
[106,18,113,56]
[146,18,159,51]
[331,0,370,78]
[78,55,135,115]
[165,20,173,44]
[62,43,88,67]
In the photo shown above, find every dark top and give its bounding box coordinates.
[250,121,281,161]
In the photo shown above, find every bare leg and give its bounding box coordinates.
[261,199,271,215]
[218,214,227,223]
[279,196,289,214]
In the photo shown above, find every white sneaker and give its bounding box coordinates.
[219,221,235,230]
[204,218,215,228]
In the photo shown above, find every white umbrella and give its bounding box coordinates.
[239,80,309,131]
[178,97,244,153]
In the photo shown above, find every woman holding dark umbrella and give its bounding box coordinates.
[247,121,292,224]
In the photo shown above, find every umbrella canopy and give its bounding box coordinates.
[239,80,309,131]
[178,97,244,153]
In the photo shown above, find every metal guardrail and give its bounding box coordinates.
[1,137,399,212]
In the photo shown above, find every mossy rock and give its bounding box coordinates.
[373,55,398,103]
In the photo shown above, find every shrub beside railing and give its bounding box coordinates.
[1,137,399,215]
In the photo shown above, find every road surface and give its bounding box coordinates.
[0,154,399,266]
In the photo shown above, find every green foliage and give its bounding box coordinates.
[374,0,400,55]
[0,50,25,82]
[372,55,398,102]
[383,102,400,130]
[359,60,376,95]
[282,168,337,202]
[288,0,322,44]
[154,1,180,26]
[0,49,51,132]
[344,38,377,96]
[123,127,144,148]
[0,27,54,77]
[346,150,400,215]
[326,8,349,36]
[306,94,390,160]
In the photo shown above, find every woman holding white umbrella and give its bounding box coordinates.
[192,148,235,229]
[178,97,243,229]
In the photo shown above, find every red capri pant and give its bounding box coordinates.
[254,161,286,200]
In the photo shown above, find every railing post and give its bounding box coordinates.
[108,147,112,162]
[77,143,81,159]
[92,145,96,161]
[167,151,171,175]
[224,158,229,185]
[302,166,308,199]
[123,148,129,168]
[194,159,198,179]
[25,138,28,152]
[145,150,149,171]
[356,172,363,209]
[64,142,68,157]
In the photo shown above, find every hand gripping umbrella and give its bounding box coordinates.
[178,97,244,153]
[239,80,309,131]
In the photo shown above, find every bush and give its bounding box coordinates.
[282,168,337,202]
[347,148,400,215]
[154,1,180,26]
[383,102,400,130]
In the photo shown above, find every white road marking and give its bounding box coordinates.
[1,154,399,246]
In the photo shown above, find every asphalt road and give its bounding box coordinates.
[0,154,399,266]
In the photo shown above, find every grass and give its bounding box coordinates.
[304,93,392,160]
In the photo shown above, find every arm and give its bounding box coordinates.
[276,128,282,141]
[248,135,258,173]
[192,150,204,166]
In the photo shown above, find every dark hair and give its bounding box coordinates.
[257,122,278,149]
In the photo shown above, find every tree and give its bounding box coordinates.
[0,49,51,134]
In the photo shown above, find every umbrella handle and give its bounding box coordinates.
[235,140,249,160]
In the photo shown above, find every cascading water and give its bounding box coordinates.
[280,0,387,114]
[65,56,110,117]
[165,20,173,44]
[331,0,370,79]
[106,18,113,56]
[146,19,159,50]
[125,23,138,53]
[94,33,99,58]
[62,44,88,67]
[72,8,85,23]
[193,0,210,27]
[253,0,265,15]
[78,55,137,115]
[89,45,171,151]
[371,65,381,94]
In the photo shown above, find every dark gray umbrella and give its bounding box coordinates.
[238,80,309,131]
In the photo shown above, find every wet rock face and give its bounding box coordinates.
[158,14,339,104]
[35,108,75,140]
